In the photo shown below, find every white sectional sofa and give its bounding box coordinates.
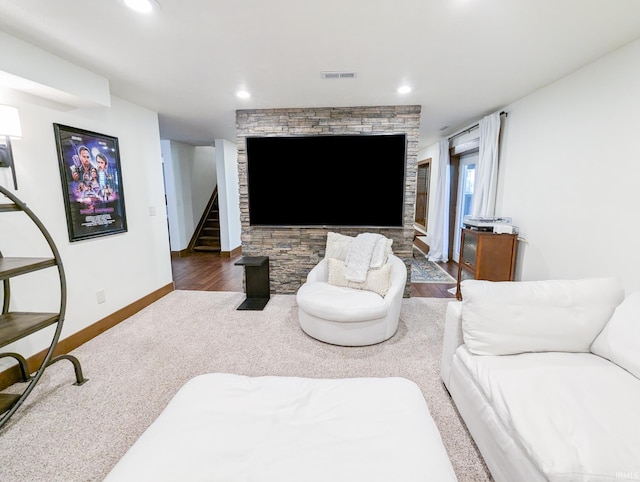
[441,278,640,482]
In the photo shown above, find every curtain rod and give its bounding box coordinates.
[447,111,508,141]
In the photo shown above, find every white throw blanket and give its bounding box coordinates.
[344,233,386,282]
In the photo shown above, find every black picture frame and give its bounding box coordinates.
[53,124,128,242]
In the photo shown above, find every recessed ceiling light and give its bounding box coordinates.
[397,85,412,94]
[123,0,160,14]
[236,90,251,99]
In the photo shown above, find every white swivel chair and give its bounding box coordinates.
[296,254,407,346]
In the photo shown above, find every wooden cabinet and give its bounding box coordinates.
[456,229,518,299]
[1,185,87,429]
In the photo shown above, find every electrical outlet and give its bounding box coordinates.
[96,289,106,304]
[149,206,157,216]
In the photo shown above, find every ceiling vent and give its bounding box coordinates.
[321,71,357,79]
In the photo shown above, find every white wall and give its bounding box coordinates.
[0,31,110,108]
[160,140,192,250]
[161,141,217,252]
[215,138,241,252]
[420,38,640,293]
[160,139,181,250]
[0,96,172,366]
[192,146,217,226]
[497,38,640,292]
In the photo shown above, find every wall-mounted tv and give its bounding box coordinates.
[246,134,407,227]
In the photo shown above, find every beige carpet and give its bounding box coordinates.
[0,291,492,482]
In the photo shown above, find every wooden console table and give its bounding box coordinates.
[456,229,518,299]
[234,256,270,310]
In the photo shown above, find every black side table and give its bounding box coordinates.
[234,256,270,310]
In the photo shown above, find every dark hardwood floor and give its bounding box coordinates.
[171,251,458,298]
[410,259,458,298]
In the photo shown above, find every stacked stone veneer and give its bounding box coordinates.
[236,105,421,297]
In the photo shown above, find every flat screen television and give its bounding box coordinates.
[246,134,406,227]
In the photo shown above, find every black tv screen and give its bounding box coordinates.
[246,134,406,227]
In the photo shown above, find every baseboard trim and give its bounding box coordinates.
[221,245,242,258]
[0,282,174,391]
[171,248,191,258]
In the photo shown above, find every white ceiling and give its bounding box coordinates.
[1,0,640,149]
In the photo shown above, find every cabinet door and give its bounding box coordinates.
[476,234,516,281]
[461,231,478,270]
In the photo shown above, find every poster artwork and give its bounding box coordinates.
[54,124,128,242]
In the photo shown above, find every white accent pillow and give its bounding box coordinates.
[591,291,640,380]
[461,278,624,356]
[324,232,353,261]
[327,258,392,297]
[324,232,392,266]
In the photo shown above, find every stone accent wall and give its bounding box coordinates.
[236,105,421,297]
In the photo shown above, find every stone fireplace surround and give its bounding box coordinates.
[236,105,421,297]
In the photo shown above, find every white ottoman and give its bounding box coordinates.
[105,373,457,482]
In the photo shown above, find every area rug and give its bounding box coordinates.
[411,254,456,284]
[0,291,491,482]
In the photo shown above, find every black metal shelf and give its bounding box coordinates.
[0,185,87,429]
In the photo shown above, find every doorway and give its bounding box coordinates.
[447,138,479,262]
[452,153,477,262]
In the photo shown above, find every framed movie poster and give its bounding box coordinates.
[53,124,128,242]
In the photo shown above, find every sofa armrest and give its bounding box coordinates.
[382,254,407,300]
[440,301,464,390]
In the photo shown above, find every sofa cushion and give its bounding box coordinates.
[460,278,624,355]
[591,291,640,380]
[327,258,392,296]
[296,281,388,322]
[455,346,640,481]
[325,232,353,260]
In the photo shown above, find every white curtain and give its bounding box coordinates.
[471,112,501,218]
[427,138,450,262]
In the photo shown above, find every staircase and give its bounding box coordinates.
[189,187,221,253]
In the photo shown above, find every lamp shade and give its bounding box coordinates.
[0,105,22,138]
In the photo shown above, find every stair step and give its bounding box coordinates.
[414,236,430,256]
[193,246,221,252]
[196,237,220,248]
[190,191,221,254]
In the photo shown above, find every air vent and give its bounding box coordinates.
[321,71,357,79]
